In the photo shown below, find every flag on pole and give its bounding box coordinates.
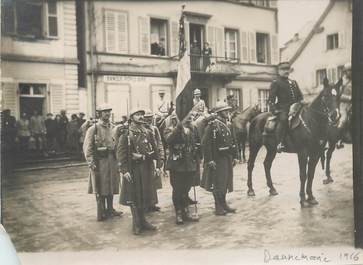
[175,6,192,121]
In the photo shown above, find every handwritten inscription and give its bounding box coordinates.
[104,75,146,83]
[339,252,361,262]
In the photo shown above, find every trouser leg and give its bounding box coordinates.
[221,193,236,213]
[170,171,184,224]
[139,207,157,231]
[96,194,106,221]
[130,204,142,235]
[213,191,226,216]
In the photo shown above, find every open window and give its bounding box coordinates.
[150,18,168,56]
[256,32,270,64]
[316,69,327,86]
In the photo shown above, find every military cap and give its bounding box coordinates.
[96,103,112,112]
[193,88,201,95]
[129,107,145,117]
[144,109,154,118]
[278,61,291,69]
[214,101,232,113]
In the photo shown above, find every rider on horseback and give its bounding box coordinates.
[268,61,304,153]
[192,89,208,120]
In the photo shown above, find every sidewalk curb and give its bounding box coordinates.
[14,162,88,172]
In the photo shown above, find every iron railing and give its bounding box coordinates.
[189,54,239,73]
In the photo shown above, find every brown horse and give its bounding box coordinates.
[247,78,341,207]
[231,104,261,163]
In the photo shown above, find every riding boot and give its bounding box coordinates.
[221,194,236,213]
[182,206,199,222]
[106,195,123,217]
[213,192,226,216]
[130,205,142,235]
[175,207,184,225]
[139,208,157,231]
[96,195,106,221]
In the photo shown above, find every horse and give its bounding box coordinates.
[247,78,341,207]
[231,104,261,163]
[320,97,352,184]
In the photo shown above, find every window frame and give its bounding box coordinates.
[256,32,270,64]
[227,88,242,109]
[327,33,339,50]
[316,68,327,86]
[258,88,270,112]
[224,28,239,62]
[149,17,169,57]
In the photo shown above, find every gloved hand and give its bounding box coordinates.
[123,172,133,183]
[208,161,216,170]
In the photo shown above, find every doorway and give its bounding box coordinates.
[189,23,204,52]
[19,83,47,117]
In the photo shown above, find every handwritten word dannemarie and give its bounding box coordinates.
[264,249,331,263]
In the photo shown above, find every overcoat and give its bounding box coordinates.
[146,124,164,190]
[201,117,236,193]
[117,123,162,207]
[83,121,120,195]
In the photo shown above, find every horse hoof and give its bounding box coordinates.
[323,178,334,185]
[300,201,310,208]
[247,190,256,197]
[269,189,278,196]
[307,198,319,205]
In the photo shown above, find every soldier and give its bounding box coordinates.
[193,89,208,120]
[201,101,237,216]
[83,103,122,221]
[144,110,164,212]
[117,108,162,235]
[164,113,200,224]
[268,61,304,153]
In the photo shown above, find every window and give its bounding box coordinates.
[1,1,58,38]
[150,18,168,56]
[104,10,128,53]
[337,65,345,79]
[316,69,327,86]
[258,89,270,112]
[327,33,339,50]
[227,88,241,108]
[251,0,270,7]
[256,32,270,64]
[224,29,238,61]
[19,83,46,96]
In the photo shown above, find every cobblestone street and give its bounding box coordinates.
[3,145,353,251]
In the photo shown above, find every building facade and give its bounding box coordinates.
[1,0,79,119]
[283,0,352,96]
[79,0,279,121]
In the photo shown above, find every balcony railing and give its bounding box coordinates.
[189,54,240,73]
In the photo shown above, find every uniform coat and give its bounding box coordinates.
[201,117,236,193]
[83,121,120,195]
[117,123,162,207]
[146,124,164,190]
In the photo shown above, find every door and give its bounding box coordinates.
[20,97,44,116]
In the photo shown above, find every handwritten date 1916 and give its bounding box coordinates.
[339,252,360,262]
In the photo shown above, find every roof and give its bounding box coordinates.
[289,0,336,64]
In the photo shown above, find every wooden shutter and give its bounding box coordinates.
[105,11,117,52]
[138,16,150,55]
[117,12,128,53]
[270,34,279,65]
[215,27,224,60]
[327,68,333,84]
[207,26,216,57]
[248,32,257,63]
[1,82,17,115]
[240,31,249,63]
[50,84,65,114]
[339,31,345,48]
[170,21,179,57]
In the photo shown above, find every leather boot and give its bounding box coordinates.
[182,207,199,222]
[175,207,184,225]
[96,195,106,221]
[222,194,236,213]
[213,192,226,216]
[106,195,123,217]
[139,208,157,231]
[130,205,142,235]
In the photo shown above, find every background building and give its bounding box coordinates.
[78,0,279,121]
[1,0,79,118]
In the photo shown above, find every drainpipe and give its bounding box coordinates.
[87,1,97,117]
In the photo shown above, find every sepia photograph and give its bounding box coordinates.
[0,0,361,264]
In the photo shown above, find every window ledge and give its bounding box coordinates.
[2,33,59,42]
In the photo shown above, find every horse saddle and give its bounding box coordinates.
[263,115,278,135]
[288,103,304,130]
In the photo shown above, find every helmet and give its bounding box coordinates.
[214,101,232,113]
[278,61,291,70]
[344,62,351,71]
[96,103,112,112]
[144,109,154,118]
[129,107,145,117]
[193,89,201,95]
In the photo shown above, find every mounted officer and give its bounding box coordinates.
[164,112,201,224]
[117,108,162,235]
[201,101,238,216]
[83,103,122,221]
[192,88,208,120]
[268,61,304,152]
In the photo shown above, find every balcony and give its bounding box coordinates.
[189,54,240,75]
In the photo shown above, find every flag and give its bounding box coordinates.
[175,9,192,121]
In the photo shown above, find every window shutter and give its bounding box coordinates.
[207,26,216,57]
[215,27,225,60]
[138,16,150,55]
[270,34,279,65]
[105,11,117,52]
[327,68,333,84]
[117,12,128,53]
[338,31,345,48]
[50,84,65,114]
[240,31,249,63]
[170,21,179,57]
[1,82,17,115]
[332,67,337,84]
[248,32,257,63]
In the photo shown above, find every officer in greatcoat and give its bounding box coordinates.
[83,103,122,221]
[117,108,162,235]
[201,101,237,216]
[268,61,304,152]
[164,113,200,224]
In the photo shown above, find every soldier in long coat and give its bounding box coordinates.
[164,113,200,224]
[201,101,237,216]
[117,108,162,235]
[83,104,122,221]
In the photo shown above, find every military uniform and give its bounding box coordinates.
[117,120,161,234]
[83,119,120,220]
[268,75,303,147]
[201,103,237,215]
[164,119,201,224]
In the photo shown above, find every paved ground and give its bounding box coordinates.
[2,145,353,251]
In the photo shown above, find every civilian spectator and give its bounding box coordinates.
[29,110,46,153]
[67,114,80,156]
[59,110,69,151]
[44,113,57,154]
[55,114,63,152]
[78,112,86,127]
[202,42,212,71]
[2,109,17,175]
[16,112,31,152]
